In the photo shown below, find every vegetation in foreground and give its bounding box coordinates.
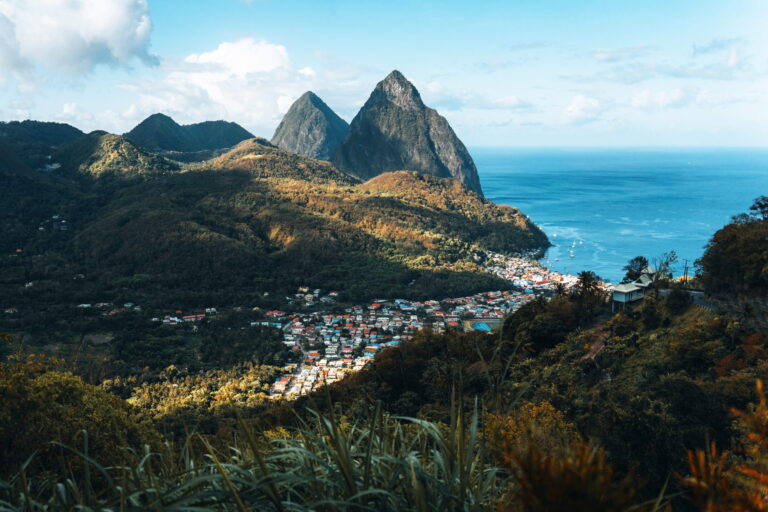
[2,136,768,509]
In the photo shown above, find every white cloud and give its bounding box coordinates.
[59,103,78,119]
[126,38,346,136]
[692,37,742,57]
[562,94,602,124]
[0,0,157,76]
[185,39,288,76]
[631,89,690,110]
[277,95,295,114]
[298,67,317,77]
[593,45,651,63]
[494,96,531,109]
[693,89,751,107]
[419,81,533,111]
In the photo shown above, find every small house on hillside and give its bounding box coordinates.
[611,266,667,311]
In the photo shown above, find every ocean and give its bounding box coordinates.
[474,148,768,283]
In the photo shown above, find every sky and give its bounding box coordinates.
[0,0,766,146]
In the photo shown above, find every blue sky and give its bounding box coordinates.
[0,0,766,146]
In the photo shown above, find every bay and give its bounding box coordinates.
[474,147,768,283]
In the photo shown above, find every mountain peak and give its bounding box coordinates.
[145,112,177,123]
[332,71,483,195]
[373,70,423,110]
[271,92,349,160]
[125,114,253,152]
[299,91,321,103]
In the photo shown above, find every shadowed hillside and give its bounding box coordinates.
[125,113,254,152]
[1,136,548,306]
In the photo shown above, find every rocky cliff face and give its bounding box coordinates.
[332,70,483,195]
[271,92,349,160]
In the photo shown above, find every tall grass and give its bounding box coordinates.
[0,402,506,512]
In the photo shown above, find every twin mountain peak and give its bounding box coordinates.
[102,71,482,195]
[272,70,483,196]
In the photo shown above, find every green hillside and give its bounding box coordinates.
[0,136,547,312]
[56,132,180,179]
[185,120,255,150]
[2,206,768,510]
[124,113,254,152]
[0,120,84,147]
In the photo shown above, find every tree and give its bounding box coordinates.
[651,250,678,287]
[573,270,605,322]
[621,256,648,283]
[748,195,768,219]
[0,333,11,363]
[666,285,692,315]
[0,355,159,477]
[698,212,768,295]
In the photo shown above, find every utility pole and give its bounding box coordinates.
[682,259,689,288]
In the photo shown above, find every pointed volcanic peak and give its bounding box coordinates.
[271,91,349,160]
[332,70,483,196]
[125,113,198,152]
[57,131,180,179]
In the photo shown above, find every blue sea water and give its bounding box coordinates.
[474,148,768,283]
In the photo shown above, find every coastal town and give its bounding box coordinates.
[3,248,607,400]
[265,253,588,399]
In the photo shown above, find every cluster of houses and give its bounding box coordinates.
[152,308,218,325]
[270,358,372,398]
[484,252,582,291]
[266,256,637,399]
[77,302,143,316]
[266,284,553,398]
[286,286,339,307]
[37,214,70,232]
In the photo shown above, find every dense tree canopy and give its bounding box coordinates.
[698,197,768,295]
[0,355,158,477]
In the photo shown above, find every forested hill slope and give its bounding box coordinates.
[1,137,548,305]
[124,113,254,152]
[0,120,84,147]
[56,132,180,179]
[197,137,359,185]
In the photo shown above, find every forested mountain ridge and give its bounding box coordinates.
[124,113,254,152]
[0,120,84,147]
[56,132,181,178]
[197,137,359,185]
[0,129,547,308]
